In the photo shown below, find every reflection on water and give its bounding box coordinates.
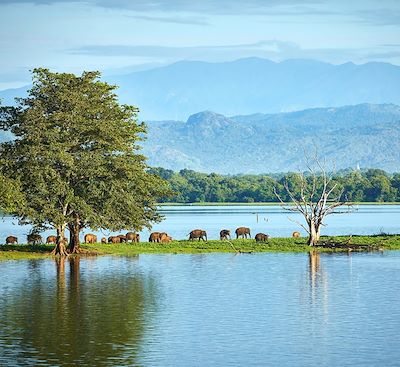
[0,256,159,366]
[1,253,400,366]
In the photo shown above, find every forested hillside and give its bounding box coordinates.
[151,167,400,203]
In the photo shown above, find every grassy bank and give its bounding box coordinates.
[1,235,400,260]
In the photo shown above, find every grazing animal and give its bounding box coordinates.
[5,235,18,245]
[27,233,42,245]
[126,232,140,243]
[117,235,127,243]
[292,231,301,238]
[108,236,121,244]
[84,233,97,244]
[46,235,57,244]
[160,233,172,243]
[149,232,161,242]
[255,233,269,242]
[220,229,231,240]
[235,227,251,239]
[101,237,107,244]
[189,229,207,241]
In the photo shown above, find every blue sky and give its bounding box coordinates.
[0,0,399,89]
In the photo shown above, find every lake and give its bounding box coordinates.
[1,252,400,366]
[1,204,399,243]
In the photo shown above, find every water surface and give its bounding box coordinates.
[1,252,400,366]
[1,204,400,242]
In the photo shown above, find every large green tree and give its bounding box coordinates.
[0,68,169,254]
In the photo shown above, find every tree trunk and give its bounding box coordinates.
[308,221,321,246]
[68,214,82,254]
[51,225,69,256]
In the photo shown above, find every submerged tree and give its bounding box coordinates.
[274,156,352,246]
[0,68,169,254]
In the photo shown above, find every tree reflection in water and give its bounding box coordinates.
[0,256,158,366]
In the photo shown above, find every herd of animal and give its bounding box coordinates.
[3,228,301,245]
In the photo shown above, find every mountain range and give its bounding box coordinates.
[1,58,400,120]
[142,103,400,173]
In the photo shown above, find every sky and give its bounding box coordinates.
[0,0,399,89]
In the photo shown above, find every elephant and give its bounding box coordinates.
[126,232,140,243]
[108,236,121,244]
[101,237,107,244]
[292,231,301,238]
[220,229,231,240]
[160,233,172,243]
[255,233,269,242]
[27,233,42,245]
[149,232,161,242]
[46,235,57,244]
[235,227,251,239]
[118,235,127,243]
[5,235,18,245]
[189,229,207,241]
[84,233,97,244]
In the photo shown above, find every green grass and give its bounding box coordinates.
[1,235,400,260]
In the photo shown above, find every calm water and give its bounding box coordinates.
[1,252,400,366]
[1,204,399,243]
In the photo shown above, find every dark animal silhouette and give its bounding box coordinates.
[5,235,18,244]
[84,233,97,244]
[160,233,172,243]
[101,237,107,244]
[189,229,207,241]
[27,233,42,245]
[292,231,301,238]
[149,232,162,242]
[220,229,231,240]
[255,233,269,242]
[126,232,140,243]
[46,235,57,244]
[108,236,121,244]
[235,227,251,239]
[118,235,127,243]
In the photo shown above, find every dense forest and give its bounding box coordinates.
[150,168,400,203]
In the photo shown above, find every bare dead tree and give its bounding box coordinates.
[274,155,352,246]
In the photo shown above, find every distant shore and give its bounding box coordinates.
[1,235,399,261]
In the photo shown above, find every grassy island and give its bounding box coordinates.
[1,235,400,261]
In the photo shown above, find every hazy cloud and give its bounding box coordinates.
[69,39,392,65]
[127,14,209,25]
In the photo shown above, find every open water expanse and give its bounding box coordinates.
[1,204,399,242]
[1,252,400,366]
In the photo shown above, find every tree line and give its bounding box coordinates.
[150,167,400,203]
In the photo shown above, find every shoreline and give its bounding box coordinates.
[1,235,399,261]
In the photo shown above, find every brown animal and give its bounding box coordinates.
[46,235,57,244]
[292,231,301,238]
[117,235,127,243]
[108,236,121,244]
[160,233,172,243]
[84,233,97,244]
[235,227,251,239]
[27,233,42,245]
[149,232,161,242]
[5,235,18,244]
[220,229,231,240]
[101,237,107,244]
[126,232,140,243]
[189,229,207,241]
[255,233,269,242]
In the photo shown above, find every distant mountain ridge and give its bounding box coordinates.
[142,103,400,173]
[1,58,400,120]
